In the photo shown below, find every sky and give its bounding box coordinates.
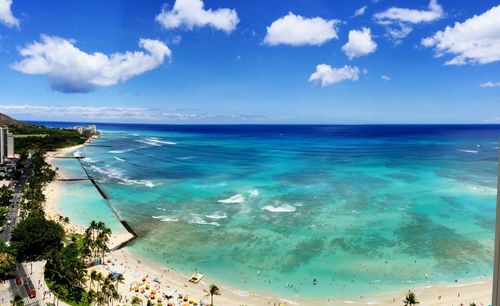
[0,0,499,124]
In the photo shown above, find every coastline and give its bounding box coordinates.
[42,142,494,305]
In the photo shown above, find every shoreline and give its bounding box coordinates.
[43,141,494,305]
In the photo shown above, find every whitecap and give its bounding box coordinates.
[113,156,126,162]
[457,149,478,154]
[82,157,97,163]
[205,212,228,219]
[152,215,178,222]
[218,194,246,204]
[73,151,82,157]
[248,189,259,196]
[135,139,162,147]
[88,165,157,187]
[189,215,220,226]
[146,137,176,145]
[176,156,195,160]
[109,146,143,154]
[262,204,296,213]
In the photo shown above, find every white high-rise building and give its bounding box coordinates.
[0,126,14,164]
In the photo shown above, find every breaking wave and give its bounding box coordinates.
[205,212,228,219]
[189,215,220,226]
[152,215,179,222]
[262,204,296,213]
[218,194,245,204]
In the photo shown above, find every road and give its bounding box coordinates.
[0,157,30,241]
[0,158,42,305]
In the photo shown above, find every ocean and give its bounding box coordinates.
[41,123,499,299]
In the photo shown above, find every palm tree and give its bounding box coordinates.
[131,296,142,306]
[114,273,125,291]
[403,290,419,306]
[94,272,103,297]
[206,284,221,306]
[90,270,98,291]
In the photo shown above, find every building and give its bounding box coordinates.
[6,132,14,158]
[71,124,98,134]
[0,126,14,164]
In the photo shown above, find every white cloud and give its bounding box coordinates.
[342,28,377,59]
[354,5,368,17]
[11,35,171,93]
[381,75,391,81]
[0,0,19,28]
[375,0,443,24]
[0,104,289,122]
[421,5,500,65]
[264,12,339,46]
[155,0,239,33]
[375,0,443,40]
[309,64,360,87]
[480,81,500,88]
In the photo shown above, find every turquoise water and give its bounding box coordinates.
[50,158,88,178]
[48,124,498,299]
[54,180,127,234]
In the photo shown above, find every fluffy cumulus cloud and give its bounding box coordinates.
[421,5,500,65]
[481,81,500,88]
[155,0,239,33]
[11,35,171,93]
[264,12,339,46]
[342,28,377,59]
[0,0,19,28]
[309,64,360,87]
[375,0,443,40]
[354,5,368,17]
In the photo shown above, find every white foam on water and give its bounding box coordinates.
[205,212,228,219]
[457,149,478,153]
[88,165,158,188]
[113,156,126,162]
[195,182,227,188]
[248,189,259,196]
[218,194,246,204]
[176,156,195,160]
[82,157,98,163]
[279,298,299,305]
[262,204,296,213]
[146,137,176,145]
[156,207,166,211]
[109,146,147,154]
[230,290,249,297]
[135,139,162,147]
[73,151,82,157]
[189,215,220,226]
[152,215,178,222]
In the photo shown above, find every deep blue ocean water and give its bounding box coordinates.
[38,122,499,299]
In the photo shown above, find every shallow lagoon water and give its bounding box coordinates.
[47,124,498,299]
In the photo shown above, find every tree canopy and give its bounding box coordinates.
[11,216,64,262]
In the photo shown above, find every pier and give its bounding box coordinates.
[52,155,139,245]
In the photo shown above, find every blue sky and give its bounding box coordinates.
[0,0,499,124]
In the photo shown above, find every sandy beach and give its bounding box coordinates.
[42,142,494,306]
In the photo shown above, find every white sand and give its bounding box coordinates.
[42,143,494,306]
